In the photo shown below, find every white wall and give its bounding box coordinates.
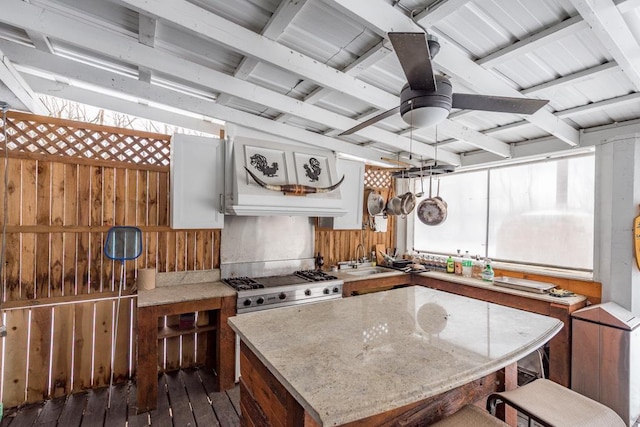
[594,133,640,314]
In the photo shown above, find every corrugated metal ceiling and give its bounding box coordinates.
[0,0,639,168]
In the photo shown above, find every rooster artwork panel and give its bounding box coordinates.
[244,146,287,182]
[294,153,332,187]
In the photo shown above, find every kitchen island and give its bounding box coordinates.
[229,286,563,426]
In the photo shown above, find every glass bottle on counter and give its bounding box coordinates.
[454,249,462,275]
[472,256,483,279]
[462,251,473,278]
[446,254,455,273]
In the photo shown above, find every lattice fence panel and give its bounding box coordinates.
[364,167,392,188]
[2,112,171,166]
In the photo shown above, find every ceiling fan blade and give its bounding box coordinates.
[452,93,549,114]
[388,32,437,91]
[338,106,400,136]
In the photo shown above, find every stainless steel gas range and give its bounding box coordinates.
[223,270,343,314]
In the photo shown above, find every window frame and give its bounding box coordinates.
[405,152,595,279]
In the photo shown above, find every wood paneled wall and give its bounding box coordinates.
[315,224,395,268]
[0,113,221,408]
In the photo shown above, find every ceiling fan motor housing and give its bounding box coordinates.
[400,75,452,126]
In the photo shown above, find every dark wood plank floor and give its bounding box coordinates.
[1,368,240,427]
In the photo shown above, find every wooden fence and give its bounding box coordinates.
[0,112,220,408]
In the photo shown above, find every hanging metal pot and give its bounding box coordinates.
[400,191,416,215]
[417,176,448,226]
[366,190,385,216]
[386,194,403,215]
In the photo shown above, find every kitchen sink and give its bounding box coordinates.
[347,267,394,276]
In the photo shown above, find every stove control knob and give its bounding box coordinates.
[256,297,265,305]
[278,292,286,300]
[333,287,340,294]
[304,289,311,296]
[243,299,252,306]
[323,288,330,295]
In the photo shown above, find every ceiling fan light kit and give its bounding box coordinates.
[339,32,549,136]
[400,76,452,127]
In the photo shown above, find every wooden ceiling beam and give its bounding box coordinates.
[0,47,47,114]
[0,1,459,164]
[118,0,398,109]
[216,0,309,106]
[5,40,447,165]
[137,14,157,83]
[570,0,640,91]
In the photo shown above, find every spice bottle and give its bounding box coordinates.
[454,249,462,275]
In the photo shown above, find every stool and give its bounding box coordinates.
[487,379,625,427]
[431,405,509,426]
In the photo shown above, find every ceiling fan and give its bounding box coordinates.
[339,32,549,136]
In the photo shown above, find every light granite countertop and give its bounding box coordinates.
[229,286,563,426]
[417,270,587,306]
[137,281,236,307]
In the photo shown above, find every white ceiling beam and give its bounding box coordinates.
[555,92,640,118]
[616,0,640,15]
[23,0,53,53]
[414,0,474,27]
[25,75,223,135]
[1,1,460,164]
[2,40,458,166]
[435,121,511,157]
[449,61,618,120]
[119,0,482,159]
[570,0,640,91]
[25,32,53,53]
[521,62,618,95]
[117,0,398,109]
[476,15,589,68]
[328,0,581,147]
[463,116,640,168]
[0,47,47,114]
[275,40,392,123]
[138,14,157,83]
[217,0,308,105]
[24,74,401,163]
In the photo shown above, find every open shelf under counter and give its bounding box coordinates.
[136,281,237,413]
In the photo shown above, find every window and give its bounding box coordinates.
[413,154,595,271]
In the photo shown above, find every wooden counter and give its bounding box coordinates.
[136,282,237,413]
[230,286,563,426]
[412,271,587,387]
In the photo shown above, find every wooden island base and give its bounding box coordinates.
[239,341,517,427]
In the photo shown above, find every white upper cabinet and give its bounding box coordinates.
[318,158,365,230]
[170,134,224,229]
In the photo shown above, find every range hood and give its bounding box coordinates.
[224,125,347,217]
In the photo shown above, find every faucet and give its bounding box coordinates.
[354,243,366,264]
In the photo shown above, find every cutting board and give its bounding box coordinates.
[635,206,640,270]
[375,244,386,265]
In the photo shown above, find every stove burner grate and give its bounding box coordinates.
[223,276,264,291]
[294,270,338,281]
